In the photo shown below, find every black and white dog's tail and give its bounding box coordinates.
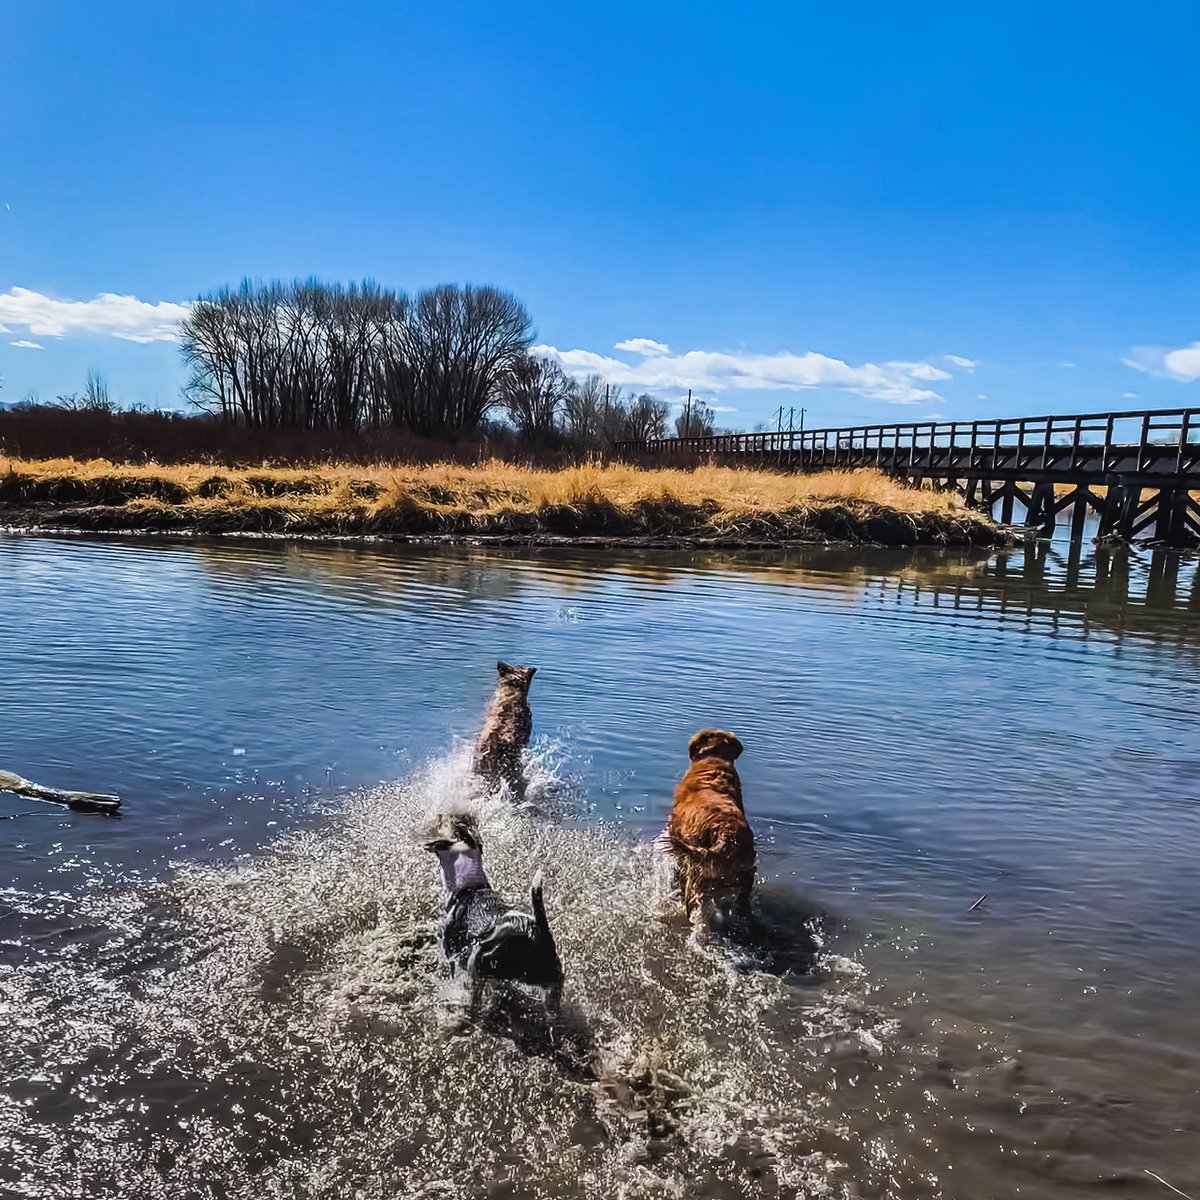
[472,873,560,967]
[530,871,552,941]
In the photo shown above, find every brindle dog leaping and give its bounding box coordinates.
[473,661,537,798]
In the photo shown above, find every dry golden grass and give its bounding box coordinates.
[0,456,1000,545]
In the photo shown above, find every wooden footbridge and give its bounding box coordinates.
[617,406,1200,544]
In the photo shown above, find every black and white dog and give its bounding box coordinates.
[423,816,564,1017]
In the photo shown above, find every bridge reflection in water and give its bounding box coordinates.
[879,541,1200,647]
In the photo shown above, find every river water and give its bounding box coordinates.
[2,534,1198,1199]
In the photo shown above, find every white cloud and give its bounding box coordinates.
[0,287,191,344]
[533,338,949,404]
[614,337,670,357]
[1125,342,1200,382]
[1162,344,1200,382]
[1122,391,1139,400]
[8,339,44,350]
[901,361,952,382]
[1062,362,1076,368]
[943,354,977,370]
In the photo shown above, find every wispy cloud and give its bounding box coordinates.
[0,287,190,344]
[534,338,951,404]
[1125,341,1200,383]
[944,354,977,370]
[8,339,44,350]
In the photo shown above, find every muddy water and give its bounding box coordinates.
[2,535,1199,1199]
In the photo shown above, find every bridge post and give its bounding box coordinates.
[1028,481,1056,537]
[1098,484,1121,538]
[1114,483,1141,541]
[997,484,1014,525]
[1153,490,1174,543]
[1070,488,1090,541]
[1149,487,1199,546]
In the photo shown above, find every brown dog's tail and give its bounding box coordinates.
[665,828,741,857]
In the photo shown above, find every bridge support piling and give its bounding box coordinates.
[1028,482,1056,537]
[1070,489,1090,541]
[1150,488,1199,546]
[1000,485,1015,526]
[1097,486,1120,538]
[1113,484,1141,541]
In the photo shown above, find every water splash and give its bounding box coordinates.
[0,750,900,1199]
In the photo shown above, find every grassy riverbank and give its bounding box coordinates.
[0,457,1002,545]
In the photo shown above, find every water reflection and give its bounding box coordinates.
[890,541,1200,645]
[185,536,1200,647]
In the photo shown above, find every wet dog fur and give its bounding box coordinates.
[665,729,756,925]
[423,814,564,1019]
[473,662,537,798]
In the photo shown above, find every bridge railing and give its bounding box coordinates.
[616,406,1200,473]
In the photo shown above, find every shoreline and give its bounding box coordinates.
[0,506,1004,549]
[0,459,1006,548]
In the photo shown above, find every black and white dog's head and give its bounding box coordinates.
[423,815,489,894]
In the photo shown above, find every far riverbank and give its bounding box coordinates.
[0,458,1003,547]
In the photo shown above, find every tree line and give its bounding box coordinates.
[179,278,716,447]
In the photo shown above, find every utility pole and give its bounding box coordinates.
[777,405,784,432]
[684,388,692,436]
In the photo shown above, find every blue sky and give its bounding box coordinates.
[2,1,1198,429]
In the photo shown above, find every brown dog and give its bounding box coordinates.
[665,729,756,921]
[473,661,537,796]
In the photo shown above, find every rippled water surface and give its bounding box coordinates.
[2,534,1199,1199]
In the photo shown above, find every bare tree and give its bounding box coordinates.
[597,384,630,447]
[181,279,407,432]
[561,373,609,447]
[674,396,715,438]
[501,354,572,442]
[52,370,115,413]
[180,278,531,437]
[381,284,532,436]
[623,392,670,442]
[84,370,113,412]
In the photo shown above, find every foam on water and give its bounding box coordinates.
[1,748,912,1199]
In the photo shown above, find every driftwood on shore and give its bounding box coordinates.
[0,769,121,814]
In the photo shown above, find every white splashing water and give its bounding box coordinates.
[0,746,902,1199]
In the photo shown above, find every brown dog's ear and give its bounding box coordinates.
[497,660,515,676]
[688,728,744,762]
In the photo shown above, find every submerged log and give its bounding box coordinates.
[0,769,121,814]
